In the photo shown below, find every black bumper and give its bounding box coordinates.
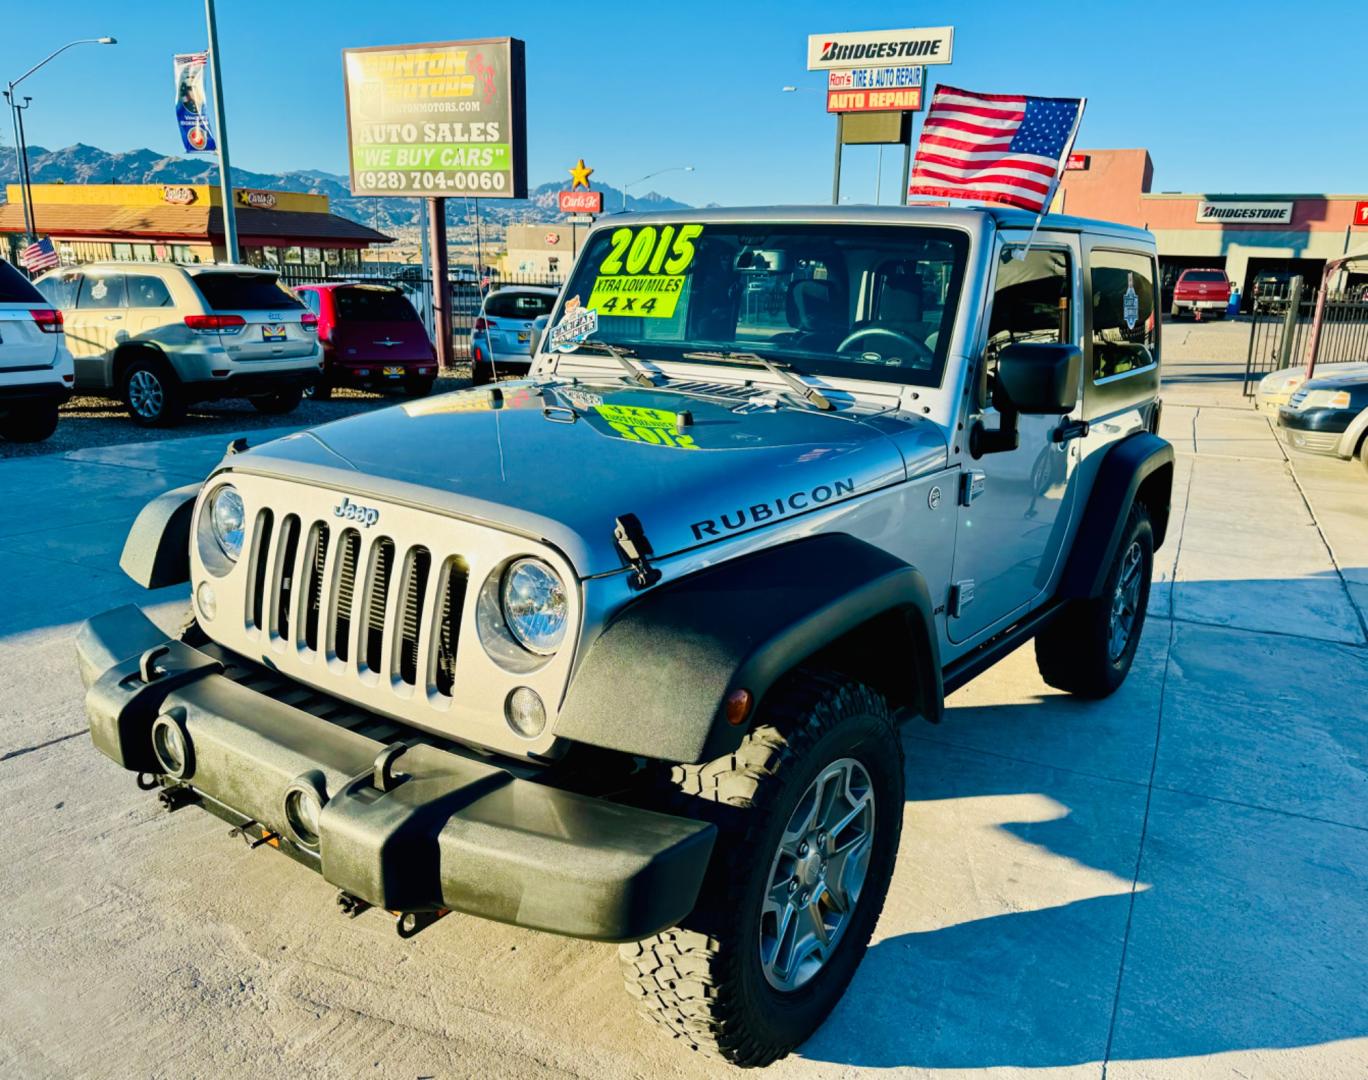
[1276,405,1355,434]
[0,380,71,411]
[187,369,318,403]
[76,605,715,942]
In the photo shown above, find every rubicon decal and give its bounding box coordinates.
[690,479,856,541]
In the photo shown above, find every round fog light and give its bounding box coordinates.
[151,714,190,778]
[284,785,323,848]
[505,687,547,739]
[195,581,217,621]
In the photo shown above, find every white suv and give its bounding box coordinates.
[0,257,74,443]
[34,263,322,426]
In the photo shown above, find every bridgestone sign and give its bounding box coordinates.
[807,27,954,71]
[1195,201,1293,224]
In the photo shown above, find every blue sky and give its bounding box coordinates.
[1,0,1363,206]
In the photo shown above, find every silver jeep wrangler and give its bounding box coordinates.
[77,206,1172,1067]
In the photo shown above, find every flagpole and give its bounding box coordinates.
[1014,97,1086,261]
[204,0,239,263]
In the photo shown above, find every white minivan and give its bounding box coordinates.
[0,257,74,443]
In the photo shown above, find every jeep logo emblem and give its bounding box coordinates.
[334,496,379,527]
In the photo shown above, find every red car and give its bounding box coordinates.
[293,283,438,399]
[1170,268,1231,320]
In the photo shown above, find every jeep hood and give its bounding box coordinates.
[233,381,945,577]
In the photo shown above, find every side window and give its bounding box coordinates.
[300,290,321,315]
[36,272,81,309]
[983,248,1072,394]
[1090,250,1157,380]
[125,275,173,308]
[77,274,126,310]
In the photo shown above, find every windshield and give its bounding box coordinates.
[1182,270,1226,283]
[551,222,970,387]
[485,290,557,319]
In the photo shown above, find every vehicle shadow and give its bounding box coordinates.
[799,692,1368,1071]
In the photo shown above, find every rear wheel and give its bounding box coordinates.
[251,387,303,415]
[0,401,60,443]
[122,356,185,427]
[1036,503,1154,698]
[404,377,435,398]
[470,361,492,387]
[620,671,904,1067]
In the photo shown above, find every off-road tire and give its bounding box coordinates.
[0,402,60,443]
[251,387,304,415]
[1035,503,1154,698]
[620,671,904,1068]
[1356,433,1368,475]
[405,377,435,398]
[121,356,186,428]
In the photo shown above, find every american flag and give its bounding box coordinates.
[21,237,60,273]
[908,85,1085,213]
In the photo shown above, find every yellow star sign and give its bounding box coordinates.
[568,158,594,190]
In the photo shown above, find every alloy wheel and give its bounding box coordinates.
[759,757,875,992]
[128,369,165,419]
[1109,540,1144,661]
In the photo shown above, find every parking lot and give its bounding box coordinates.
[1,323,1365,1078]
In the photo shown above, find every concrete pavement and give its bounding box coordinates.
[0,347,1365,1079]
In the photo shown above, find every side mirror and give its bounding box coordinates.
[995,342,1082,414]
[971,343,1082,457]
[529,314,550,357]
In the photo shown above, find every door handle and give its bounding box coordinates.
[1052,418,1090,443]
[104,314,122,320]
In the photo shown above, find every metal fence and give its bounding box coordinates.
[1243,276,1368,395]
[274,262,563,361]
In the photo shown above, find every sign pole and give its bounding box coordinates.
[428,197,452,370]
[899,112,913,207]
[832,113,844,205]
[203,0,239,262]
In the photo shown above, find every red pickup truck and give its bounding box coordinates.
[1171,268,1231,320]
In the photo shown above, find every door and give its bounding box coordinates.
[122,273,176,345]
[71,272,127,389]
[948,238,1082,643]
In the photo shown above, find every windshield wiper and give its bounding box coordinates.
[682,351,833,411]
[571,341,658,388]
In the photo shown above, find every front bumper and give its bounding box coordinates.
[76,604,715,942]
[1277,406,1354,456]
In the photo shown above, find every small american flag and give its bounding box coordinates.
[908,85,1085,213]
[21,237,60,273]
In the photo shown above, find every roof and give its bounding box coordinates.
[0,200,391,246]
[594,203,1154,243]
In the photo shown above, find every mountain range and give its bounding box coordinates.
[0,143,693,234]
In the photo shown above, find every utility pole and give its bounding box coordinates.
[428,197,452,369]
[204,0,238,262]
[6,95,36,242]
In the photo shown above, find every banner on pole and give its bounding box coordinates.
[174,52,217,154]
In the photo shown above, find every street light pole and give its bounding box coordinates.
[4,36,116,253]
[203,0,238,263]
[620,165,695,212]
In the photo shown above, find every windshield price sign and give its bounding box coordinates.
[343,38,527,198]
[588,224,704,319]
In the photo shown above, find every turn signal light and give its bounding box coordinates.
[185,314,247,333]
[473,316,498,332]
[301,312,319,332]
[724,688,753,726]
[29,308,63,333]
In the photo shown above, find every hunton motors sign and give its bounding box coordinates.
[1195,201,1293,224]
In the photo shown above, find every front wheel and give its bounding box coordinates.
[0,401,60,443]
[1035,503,1154,698]
[620,672,904,1067]
[250,387,303,415]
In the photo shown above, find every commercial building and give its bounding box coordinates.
[1055,150,1368,305]
[503,222,595,278]
[0,183,391,269]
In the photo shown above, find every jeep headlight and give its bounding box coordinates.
[500,558,568,655]
[209,485,245,561]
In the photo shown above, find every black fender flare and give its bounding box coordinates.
[119,482,201,589]
[1059,432,1174,600]
[556,534,942,765]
